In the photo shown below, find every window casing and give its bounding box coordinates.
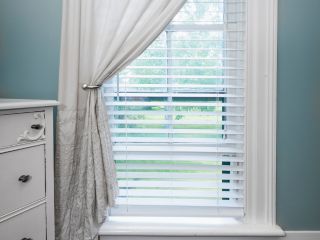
[100,0,282,236]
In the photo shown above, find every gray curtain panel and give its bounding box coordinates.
[55,0,186,240]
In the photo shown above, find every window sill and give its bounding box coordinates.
[99,217,285,237]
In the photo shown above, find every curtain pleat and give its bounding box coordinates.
[55,1,186,240]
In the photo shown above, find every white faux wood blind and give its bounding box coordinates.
[104,0,246,217]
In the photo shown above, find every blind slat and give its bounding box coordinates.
[116,163,243,171]
[114,153,243,162]
[106,102,244,107]
[117,180,243,189]
[115,198,243,208]
[104,93,244,98]
[104,84,243,89]
[109,119,243,125]
[136,57,243,60]
[113,145,244,153]
[126,66,244,70]
[112,137,243,144]
[111,128,243,135]
[108,75,244,80]
[118,189,243,199]
[146,47,244,51]
[116,172,244,180]
[109,110,244,117]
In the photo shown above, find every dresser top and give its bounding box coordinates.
[0,99,58,110]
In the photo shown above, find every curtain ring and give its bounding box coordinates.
[82,84,101,90]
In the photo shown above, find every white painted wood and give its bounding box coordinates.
[0,203,46,240]
[0,198,46,223]
[0,140,46,154]
[111,207,243,218]
[245,0,278,226]
[99,218,284,237]
[0,145,45,216]
[99,231,320,240]
[0,98,58,110]
[0,111,46,149]
[0,99,58,240]
[45,107,56,240]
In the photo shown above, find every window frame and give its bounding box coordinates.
[109,2,245,217]
[101,0,283,236]
[244,0,278,227]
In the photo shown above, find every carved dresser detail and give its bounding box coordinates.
[0,99,58,240]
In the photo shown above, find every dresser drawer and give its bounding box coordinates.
[0,204,46,240]
[0,145,45,217]
[0,111,46,149]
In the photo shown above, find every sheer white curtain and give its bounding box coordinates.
[55,0,186,240]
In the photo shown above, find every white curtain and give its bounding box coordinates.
[55,1,186,240]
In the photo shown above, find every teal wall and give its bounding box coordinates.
[1,0,320,230]
[277,0,320,230]
[0,0,61,99]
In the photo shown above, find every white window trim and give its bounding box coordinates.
[245,0,278,227]
[100,0,284,237]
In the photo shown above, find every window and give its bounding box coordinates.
[104,0,246,218]
[102,1,281,235]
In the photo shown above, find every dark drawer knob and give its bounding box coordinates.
[21,238,33,240]
[18,175,30,183]
[30,124,43,130]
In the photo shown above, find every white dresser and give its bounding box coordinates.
[0,99,58,240]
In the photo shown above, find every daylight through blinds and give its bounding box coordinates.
[104,0,246,217]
